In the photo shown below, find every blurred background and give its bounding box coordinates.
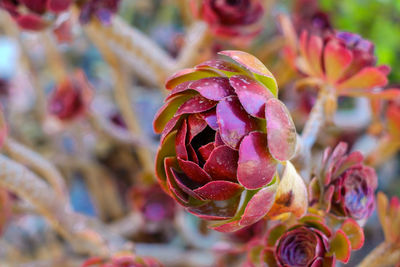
[0,0,399,266]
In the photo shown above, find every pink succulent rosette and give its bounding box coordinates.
[0,0,72,31]
[310,142,377,221]
[299,30,400,100]
[48,70,93,122]
[191,0,264,41]
[78,0,121,25]
[154,50,300,232]
[247,215,364,266]
[82,253,163,267]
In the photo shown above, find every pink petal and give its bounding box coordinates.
[193,181,243,201]
[189,77,235,100]
[237,132,277,190]
[324,39,353,83]
[204,145,239,181]
[229,75,273,118]
[337,67,388,91]
[216,96,260,149]
[175,95,217,116]
[218,51,278,96]
[177,158,212,184]
[239,185,276,226]
[265,98,297,161]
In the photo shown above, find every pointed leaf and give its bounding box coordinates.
[237,132,278,190]
[267,161,307,218]
[229,75,273,118]
[265,98,297,161]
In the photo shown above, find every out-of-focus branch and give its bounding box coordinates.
[84,20,155,183]
[3,138,68,201]
[175,21,210,70]
[358,242,400,267]
[41,32,67,82]
[0,154,133,256]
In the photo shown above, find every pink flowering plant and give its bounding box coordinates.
[0,0,400,266]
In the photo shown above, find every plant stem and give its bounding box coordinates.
[0,154,132,256]
[358,242,400,267]
[84,20,155,183]
[3,138,69,201]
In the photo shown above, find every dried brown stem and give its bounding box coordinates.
[0,154,133,256]
[84,20,155,182]
[3,138,68,201]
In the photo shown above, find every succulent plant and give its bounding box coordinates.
[154,50,308,232]
[247,215,364,266]
[190,0,264,41]
[48,70,93,122]
[0,0,72,31]
[309,142,377,221]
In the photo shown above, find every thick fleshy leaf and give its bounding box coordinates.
[328,229,351,263]
[237,132,277,190]
[177,158,212,184]
[267,161,307,218]
[186,144,199,164]
[239,185,277,226]
[195,59,243,76]
[337,67,388,91]
[171,168,203,199]
[160,116,181,143]
[188,194,241,220]
[155,131,177,188]
[265,98,297,161]
[200,109,218,130]
[324,40,353,83]
[214,131,225,146]
[153,93,195,133]
[189,77,235,100]
[176,119,188,160]
[175,95,217,116]
[193,181,243,201]
[204,145,239,181]
[229,75,273,118]
[187,114,207,141]
[219,51,278,96]
[217,96,260,149]
[341,219,364,250]
[198,142,215,161]
[166,81,192,101]
[306,35,324,77]
[165,69,219,90]
[165,157,189,205]
[333,151,363,178]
